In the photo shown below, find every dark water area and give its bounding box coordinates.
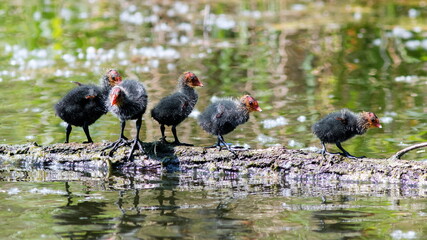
[0,0,426,239]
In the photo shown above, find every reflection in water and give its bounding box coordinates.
[114,190,145,237]
[1,167,427,239]
[113,173,255,239]
[313,210,374,235]
[54,184,110,239]
[64,182,72,206]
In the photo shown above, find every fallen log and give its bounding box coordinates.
[0,142,426,186]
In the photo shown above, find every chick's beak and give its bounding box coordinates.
[255,106,262,112]
[195,79,203,87]
[110,94,118,106]
[376,123,382,128]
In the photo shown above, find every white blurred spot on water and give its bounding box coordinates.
[29,188,67,195]
[408,9,419,18]
[149,59,159,68]
[18,75,31,81]
[141,66,150,72]
[353,11,362,21]
[291,4,306,11]
[413,26,422,33]
[380,116,393,124]
[217,41,232,48]
[394,75,426,83]
[189,109,200,119]
[297,115,306,122]
[54,69,73,78]
[373,38,381,46]
[177,23,192,32]
[392,27,413,39]
[180,35,189,44]
[33,11,41,21]
[173,2,189,15]
[25,135,35,140]
[7,188,21,195]
[257,134,276,144]
[154,23,172,32]
[120,5,145,25]
[62,53,76,63]
[385,111,397,117]
[117,51,126,60]
[261,116,289,129]
[302,146,320,152]
[79,12,88,19]
[86,46,97,60]
[391,230,417,239]
[128,5,137,12]
[167,63,176,71]
[421,39,427,50]
[215,14,236,30]
[405,40,420,50]
[398,142,410,147]
[241,10,261,19]
[60,8,73,21]
[288,139,303,148]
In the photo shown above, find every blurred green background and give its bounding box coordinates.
[0,0,426,159]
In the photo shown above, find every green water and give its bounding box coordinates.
[0,0,426,239]
[2,170,427,239]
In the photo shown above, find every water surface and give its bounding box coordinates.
[1,169,427,239]
[0,0,425,159]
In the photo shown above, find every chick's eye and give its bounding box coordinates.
[249,101,253,105]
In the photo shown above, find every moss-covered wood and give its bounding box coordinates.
[1,142,426,186]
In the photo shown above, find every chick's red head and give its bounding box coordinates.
[363,112,382,129]
[242,95,262,112]
[107,69,123,86]
[183,72,203,87]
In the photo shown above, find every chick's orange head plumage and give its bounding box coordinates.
[107,69,123,86]
[363,111,382,129]
[183,72,203,87]
[241,95,262,112]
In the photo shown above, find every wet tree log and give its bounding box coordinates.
[0,142,427,186]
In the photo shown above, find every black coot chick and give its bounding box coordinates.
[198,94,262,152]
[104,79,148,160]
[312,109,382,158]
[151,72,203,145]
[55,69,123,143]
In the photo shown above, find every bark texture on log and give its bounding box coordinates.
[0,142,426,186]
